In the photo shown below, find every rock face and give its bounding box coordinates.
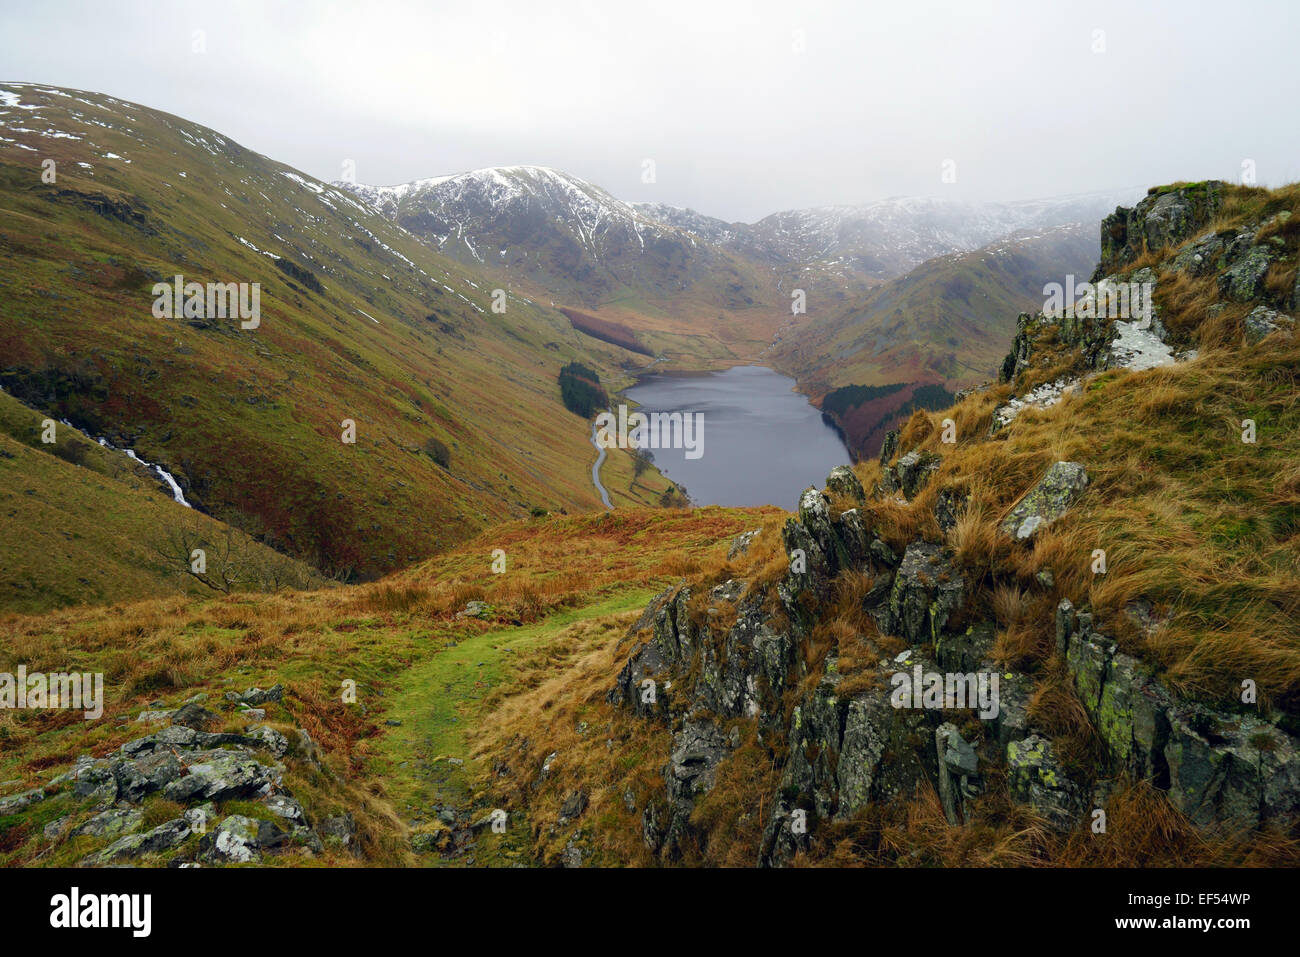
[999,462,1089,541]
[1057,600,1300,830]
[1093,182,1226,281]
[601,422,1300,864]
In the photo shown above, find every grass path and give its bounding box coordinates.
[367,588,654,866]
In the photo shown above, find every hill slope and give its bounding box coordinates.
[0,84,673,585]
[772,223,1102,458]
[478,179,1300,867]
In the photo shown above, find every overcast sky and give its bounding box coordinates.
[3,0,1297,222]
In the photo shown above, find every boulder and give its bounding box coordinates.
[0,786,45,815]
[876,541,964,644]
[1006,734,1085,831]
[235,684,284,706]
[171,702,218,731]
[558,790,588,823]
[71,807,143,840]
[999,461,1089,541]
[1165,708,1300,829]
[1243,305,1296,344]
[201,814,286,863]
[82,817,191,866]
[162,749,281,803]
[826,465,866,504]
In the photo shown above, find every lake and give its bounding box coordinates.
[622,365,852,508]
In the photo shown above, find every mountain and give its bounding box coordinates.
[771,223,1103,457]
[481,179,1300,867]
[735,190,1142,281]
[0,84,676,585]
[337,168,1134,371]
[336,165,779,314]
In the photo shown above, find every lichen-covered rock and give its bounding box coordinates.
[1170,230,1228,277]
[1243,305,1296,344]
[726,529,761,561]
[826,465,866,504]
[834,508,872,564]
[1218,243,1278,302]
[234,683,284,706]
[201,814,289,863]
[113,751,183,803]
[608,586,690,716]
[246,724,290,758]
[935,724,980,825]
[1165,708,1300,829]
[170,701,218,731]
[81,817,191,866]
[71,808,143,840]
[881,450,941,500]
[837,682,931,818]
[876,541,964,645]
[71,759,117,804]
[0,786,46,815]
[660,719,730,856]
[999,461,1088,541]
[878,429,899,466]
[161,749,281,803]
[1006,734,1085,831]
[934,486,969,533]
[935,621,995,674]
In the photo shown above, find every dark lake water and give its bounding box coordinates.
[622,365,851,509]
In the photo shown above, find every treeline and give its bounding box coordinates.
[558,362,607,417]
[821,381,907,417]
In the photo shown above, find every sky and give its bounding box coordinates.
[2,0,1298,222]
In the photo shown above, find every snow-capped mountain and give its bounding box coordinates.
[334,165,770,307]
[340,167,1140,301]
[733,190,1143,280]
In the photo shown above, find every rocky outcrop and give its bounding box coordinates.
[9,685,340,867]
[1058,601,1300,830]
[595,181,1300,865]
[1093,181,1226,280]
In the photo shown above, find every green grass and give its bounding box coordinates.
[367,588,653,866]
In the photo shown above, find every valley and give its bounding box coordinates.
[2,82,1298,877]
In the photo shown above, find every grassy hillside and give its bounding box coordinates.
[472,180,1300,867]
[0,388,325,613]
[0,83,674,587]
[771,224,1099,456]
[0,504,775,866]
